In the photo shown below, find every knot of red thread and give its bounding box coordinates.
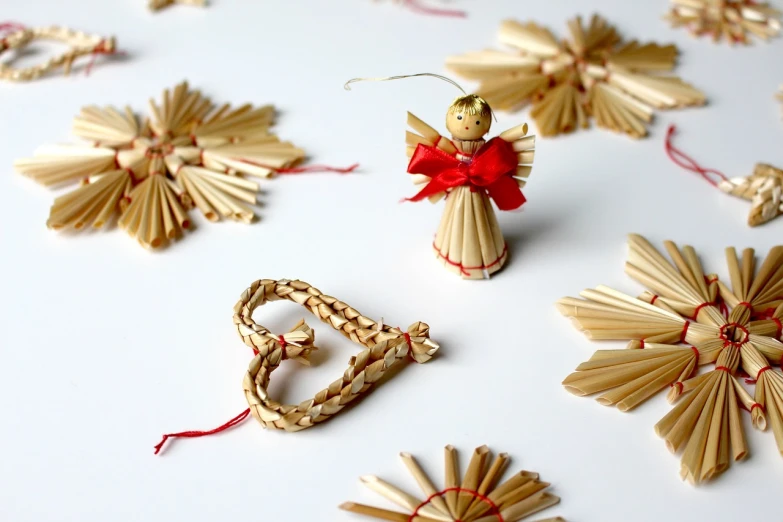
[679,321,690,343]
[409,487,502,522]
[278,335,288,358]
[153,408,251,455]
[400,0,466,17]
[746,366,771,384]
[664,125,729,188]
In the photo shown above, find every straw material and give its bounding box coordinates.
[235,279,439,432]
[446,15,706,138]
[406,114,535,279]
[718,163,783,226]
[666,0,781,45]
[340,444,565,522]
[0,26,116,81]
[559,234,783,484]
[15,81,307,248]
[149,0,205,10]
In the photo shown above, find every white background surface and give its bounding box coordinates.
[1,1,782,521]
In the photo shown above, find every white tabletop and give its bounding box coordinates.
[1,1,782,521]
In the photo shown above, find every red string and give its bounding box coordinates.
[769,316,783,340]
[715,366,731,373]
[736,301,752,310]
[746,365,771,384]
[410,487,502,522]
[84,39,126,76]
[691,301,716,320]
[432,241,508,276]
[718,323,750,346]
[650,294,659,305]
[691,346,700,359]
[402,0,467,18]
[153,408,251,455]
[639,340,645,349]
[664,125,730,188]
[750,402,765,414]
[680,321,690,343]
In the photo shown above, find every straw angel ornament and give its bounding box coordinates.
[346,74,535,280]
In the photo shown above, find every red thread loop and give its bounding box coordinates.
[402,0,467,18]
[153,408,251,455]
[433,241,508,276]
[751,402,765,414]
[410,487,502,522]
[679,321,690,343]
[691,346,700,359]
[715,366,731,373]
[664,125,729,188]
[736,301,752,310]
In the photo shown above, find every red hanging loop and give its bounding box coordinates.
[153,408,251,455]
[664,125,730,188]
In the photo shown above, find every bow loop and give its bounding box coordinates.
[406,137,525,211]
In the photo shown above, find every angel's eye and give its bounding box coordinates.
[456,115,463,120]
[476,121,481,125]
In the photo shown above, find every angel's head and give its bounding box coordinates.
[446,94,492,141]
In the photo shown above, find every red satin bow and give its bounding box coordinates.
[406,137,525,211]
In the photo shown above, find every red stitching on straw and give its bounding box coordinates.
[153,408,251,455]
[401,0,467,18]
[718,323,750,347]
[409,487,502,522]
[680,321,690,343]
[650,294,659,305]
[736,301,752,310]
[715,366,731,373]
[85,39,126,76]
[664,125,729,188]
[691,301,716,320]
[433,241,508,276]
[746,365,771,384]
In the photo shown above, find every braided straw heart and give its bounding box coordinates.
[234,279,439,432]
[0,25,118,82]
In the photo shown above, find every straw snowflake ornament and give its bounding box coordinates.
[559,234,783,484]
[341,445,564,522]
[13,82,354,249]
[446,15,706,138]
[666,1,781,44]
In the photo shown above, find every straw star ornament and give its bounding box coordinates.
[13,82,355,249]
[666,1,781,44]
[446,15,706,138]
[341,445,564,522]
[559,234,783,484]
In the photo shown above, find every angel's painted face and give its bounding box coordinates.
[446,111,491,141]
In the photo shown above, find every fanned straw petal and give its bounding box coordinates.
[559,234,783,484]
[446,14,705,138]
[666,0,781,45]
[14,81,325,249]
[341,445,565,522]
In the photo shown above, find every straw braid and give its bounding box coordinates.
[234,279,439,432]
[0,26,115,82]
